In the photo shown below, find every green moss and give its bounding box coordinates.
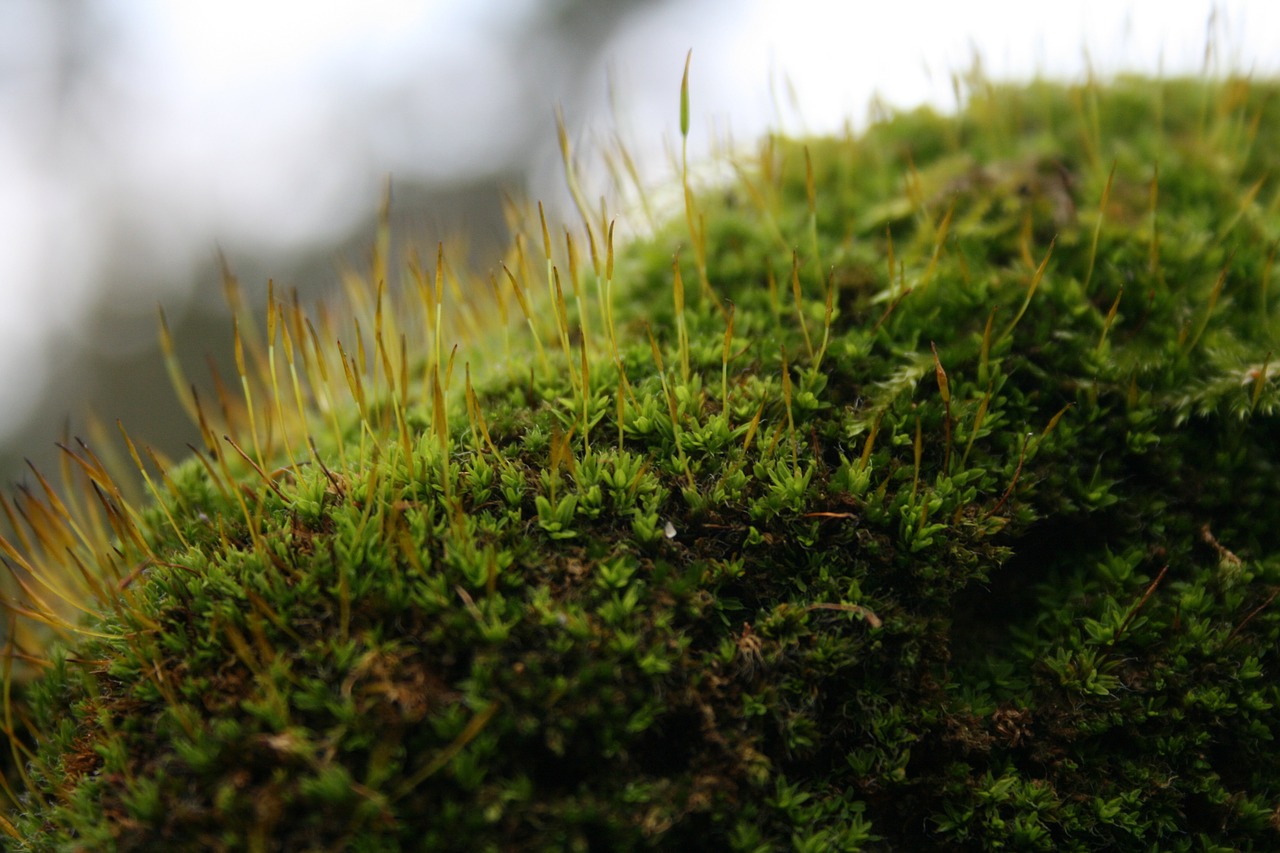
[2,74,1280,851]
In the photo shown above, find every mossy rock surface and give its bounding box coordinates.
[4,76,1280,851]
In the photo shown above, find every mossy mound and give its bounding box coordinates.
[3,75,1280,851]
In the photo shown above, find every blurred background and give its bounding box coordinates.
[0,0,1276,494]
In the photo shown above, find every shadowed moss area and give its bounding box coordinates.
[2,75,1279,851]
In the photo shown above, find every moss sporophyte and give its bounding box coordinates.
[2,68,1280,851]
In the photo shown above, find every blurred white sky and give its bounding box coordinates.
[0,0,1276,448]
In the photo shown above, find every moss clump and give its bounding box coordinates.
[3,74,1280,851]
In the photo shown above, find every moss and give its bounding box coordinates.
[2,73,1280,851]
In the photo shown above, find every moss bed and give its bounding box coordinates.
[2,74,1280,851]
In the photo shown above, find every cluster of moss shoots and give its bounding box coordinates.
[1,63,1279,851]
